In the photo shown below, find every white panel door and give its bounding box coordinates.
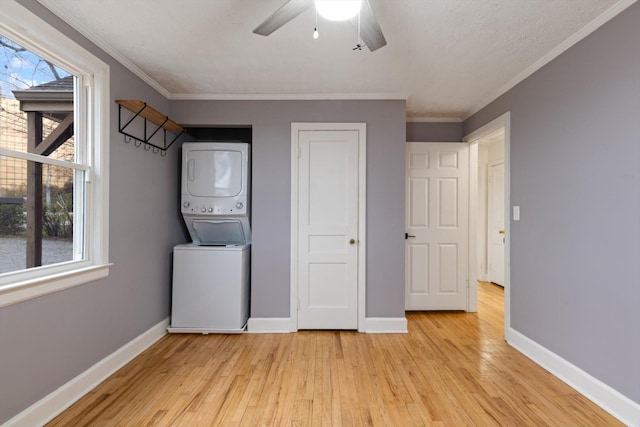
[488,161,505,286]
[297,129,359,329]
[406,142,469,310]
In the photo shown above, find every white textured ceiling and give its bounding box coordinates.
[37,0,628,119]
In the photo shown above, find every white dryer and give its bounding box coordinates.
[181,142,251,245]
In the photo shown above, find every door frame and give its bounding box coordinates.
[464,111,511,339]
[290,122,367,332]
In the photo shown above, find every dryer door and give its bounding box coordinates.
[186,149,243,197]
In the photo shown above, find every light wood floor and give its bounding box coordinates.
[48,282,622,426]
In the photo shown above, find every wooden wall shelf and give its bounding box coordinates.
[116,99,184,154]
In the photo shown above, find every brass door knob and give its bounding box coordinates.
[499,230,505,234]
[349,239,356,245]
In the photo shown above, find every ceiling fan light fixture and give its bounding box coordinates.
[315,0,362,22]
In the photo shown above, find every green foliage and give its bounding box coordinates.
[0,203,25,235]
[43,191,73,239]
[0,184,74,238]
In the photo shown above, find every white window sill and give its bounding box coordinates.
[0,264,112,308]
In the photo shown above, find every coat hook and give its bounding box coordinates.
[134,140,142,147]
[144,143,151,151]
[124,135,132,144]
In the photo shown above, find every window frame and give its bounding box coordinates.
[0,1,110,307]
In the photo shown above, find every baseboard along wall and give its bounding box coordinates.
[507,327,640,427]
[6,318,169,427]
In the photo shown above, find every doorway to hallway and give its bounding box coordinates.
[465,111,511,338]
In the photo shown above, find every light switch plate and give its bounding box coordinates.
[513,206,520,221]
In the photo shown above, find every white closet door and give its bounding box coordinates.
[296,129,360,329]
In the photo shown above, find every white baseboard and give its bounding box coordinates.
[247,317,408,334]
[507,327,640,427]
[363,317,408,333]
[247,317,294,333]
[6,318,169,427]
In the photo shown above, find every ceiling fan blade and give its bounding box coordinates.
[356,0,387,51]
[253,0,314,36]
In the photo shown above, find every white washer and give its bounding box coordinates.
[168,243,250,334]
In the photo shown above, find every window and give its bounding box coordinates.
[0,1,110,307]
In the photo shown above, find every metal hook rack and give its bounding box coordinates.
[116,100,184,155]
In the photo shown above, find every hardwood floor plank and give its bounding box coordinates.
[47,282,624,426]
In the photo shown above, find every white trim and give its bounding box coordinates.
[356,124,367,333]
[290,123,367,332]
[363,317,408,333]
[0,264,111,308]
[36,0,637,118]
[463,112,511,336]
[0,0,111,305]
[5,318,169,427]
[464,113,511,144]
[0,2,106,79]
[406,116,463,123]
[465,0,638,119]
[290,127,300,332]
[10,0,407,105]
[0,148,90,170]
[467,142,479,312]
[91,63,111,269]
[507,328,640,427]
[38,4,408,105]
[167,326,245,334]
[169,92,408,101]
[246,317,295,333]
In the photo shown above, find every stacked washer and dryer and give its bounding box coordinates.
[168,142,251,333]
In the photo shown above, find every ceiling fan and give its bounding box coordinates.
[253,0,387,52]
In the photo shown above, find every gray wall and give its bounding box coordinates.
[406,122,462,142]
[170,100,407,318]
[464,3,640,403]
[0,5,407,420]
[10,0,635,420]
[0,1,185,422]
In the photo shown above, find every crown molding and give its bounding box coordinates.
[464,0,638,120]
[36,0,171,99]
[406,116,463,123]
[167,92,408,101]
[37,0,637,120]
[34,1,409,104]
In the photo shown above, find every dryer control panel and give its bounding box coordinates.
[181,198,247,215]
